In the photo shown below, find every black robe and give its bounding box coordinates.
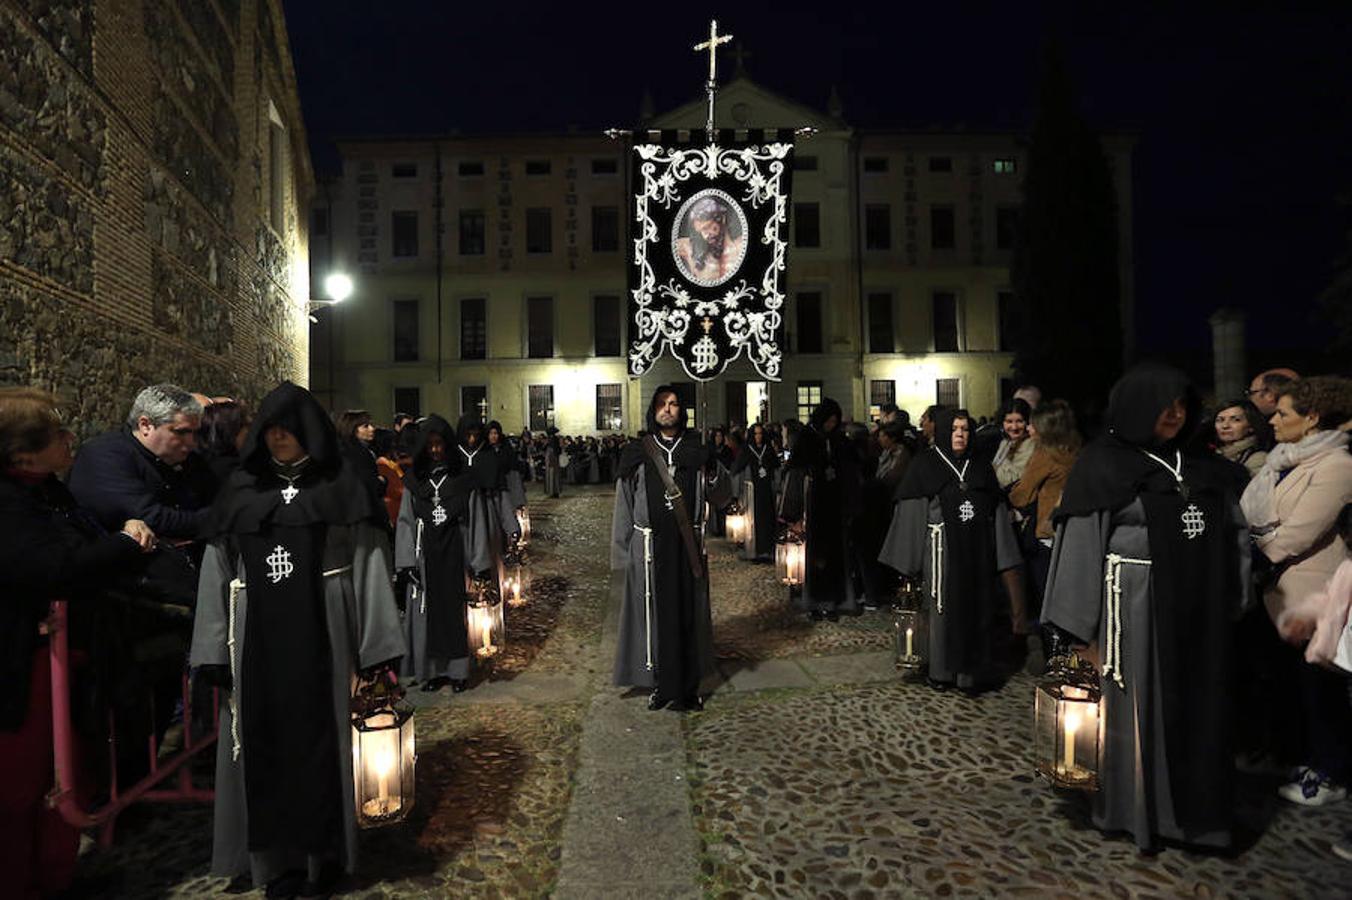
[730,440,779,558]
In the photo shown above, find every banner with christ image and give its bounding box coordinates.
[628,129,796,382]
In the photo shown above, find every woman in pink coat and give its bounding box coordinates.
[1241,376,1352,807]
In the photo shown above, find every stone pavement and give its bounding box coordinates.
[69,485,1352,898]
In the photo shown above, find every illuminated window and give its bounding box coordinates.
[936,378,961,407]
[796,381,823,422]
[993,158,1017,175]
[596,384,623,431]
[528,385,554,431]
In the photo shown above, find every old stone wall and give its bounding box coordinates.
[0,0,312,436]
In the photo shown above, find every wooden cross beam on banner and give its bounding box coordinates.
[693,19,733,142]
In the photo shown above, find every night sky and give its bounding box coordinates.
[281,1,1352,360]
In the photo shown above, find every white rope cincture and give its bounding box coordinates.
[635,524,655,671]
[224,565,355,762]
[415,518,426,614]
[1103,553,1151,690]
[928,523,945,614]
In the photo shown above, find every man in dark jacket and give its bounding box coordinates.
[68,384,211,544]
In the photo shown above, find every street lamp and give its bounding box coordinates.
[308,271,353,317]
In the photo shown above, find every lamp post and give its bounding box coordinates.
[308,272,353,411]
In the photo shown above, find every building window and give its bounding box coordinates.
[458,160,485,177]
[928,156,952,173]
[591,158,618,175]
[996,205,1020,251]
[794,202,820,248]
[525,160,552,176]
[596,384,623,431]
[527,296,554,358]
[460,297,486,360]
[391,211,418,258]
[459,210,485,255]
[863,156,888,174]
[869,380,896,421]
[933,291,960,352]
[793,155,818,171]
[528,385,555,431]
[795,291,823,354]
[930,205,955,250]
[311,207,329,237]
[393,387,421,418]
[997,290,1015,352]
[268,106,286,231]
[461,385,488,419]
[865,204,891,250]
[867,292,895,353]
[936,378,961,408]
[796,381,823,422]
[993,158,1017,175]
[526,207,552,254]
[392,299,419,362]
[593,295,622,357]
[592,206,619,252]
[392,162,417,178]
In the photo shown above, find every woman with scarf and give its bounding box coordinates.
[1241,375,1352,806]
[1212,398,1272,479]
[395,416,479,693]
[730,422,779,561]
[1042,363,1250,851]
[880,408,1022,691]
[190,382,405,896]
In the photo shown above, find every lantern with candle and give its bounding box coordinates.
[351,682,416,828]
[724,501,747,548]
[739,480,758,561]
[500,548,531,608]
[775,528,806,586]
[515,507,531,547]
[466,576,505,662]
[891,579,927,675]
[1033,653,1101,790]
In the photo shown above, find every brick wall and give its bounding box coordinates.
[0,0,312,435]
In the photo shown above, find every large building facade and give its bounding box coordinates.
[311,78,1133,432]
[0,0,312,434]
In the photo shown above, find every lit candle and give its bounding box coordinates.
[1063,707,1081,773]
[905,627,914,659]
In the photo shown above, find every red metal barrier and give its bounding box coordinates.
[45,600,217,848]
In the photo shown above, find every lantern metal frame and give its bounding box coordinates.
[350,688,416,829]
[725,503,748,548]
[739,479,759,561]
[515,507,531,548]
[891,580,928,676]
[775,528,806,587]
[467,576,505,663]
[500,547,531,608]
[1033,653,1102,791]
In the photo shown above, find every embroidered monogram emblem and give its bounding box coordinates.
[265,545,294,583]
[758,466,767,478]
[432,504,448,526]
[1181,504,1206,540]
[958,499,976,523]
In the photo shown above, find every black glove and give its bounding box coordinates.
[195,664,232,691]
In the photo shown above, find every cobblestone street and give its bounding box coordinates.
[72,485,1351,898]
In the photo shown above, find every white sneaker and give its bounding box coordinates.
[1278,769,1348,807]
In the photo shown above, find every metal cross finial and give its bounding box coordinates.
[701,316,714,334]
[693,20,733,84]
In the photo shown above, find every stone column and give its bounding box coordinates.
[1208,308,1247,401]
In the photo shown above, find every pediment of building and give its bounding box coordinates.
[648,76,847,134]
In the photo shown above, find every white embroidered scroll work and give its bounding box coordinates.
[225,564,355,761]
[635,525,655,671]
[1102,554,1152,690]
[928,523,945,614]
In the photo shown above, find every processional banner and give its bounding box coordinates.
[628,129,795,382]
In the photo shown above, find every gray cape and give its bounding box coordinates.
[189,522,406,883]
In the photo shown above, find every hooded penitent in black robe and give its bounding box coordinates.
[879,409,1022,686]
[611,387,731,705]
[395,416,476,681]
[1042,362,1249,850]
[730,431,779,560]
[544,430,562,498]
[780,399,864,614]
[190,382,405,884]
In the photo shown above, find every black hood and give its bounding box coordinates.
[240,381,340,478]
[645,385,689,435]
[1105,362,1201,450]
[809,398,843,432]
[932,407,971,465]
[409,414,459,477]
[455,413,485,449]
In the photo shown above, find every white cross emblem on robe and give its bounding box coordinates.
[266,545,294,583]
[280,484,299,504]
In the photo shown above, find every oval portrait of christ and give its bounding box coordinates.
[671,189,749,288]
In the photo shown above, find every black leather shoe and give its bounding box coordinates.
[264,870,305,900]
[682,694,704,712]
[648,690,672,711]
[451,679,468,693]
[421,676,449,693]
